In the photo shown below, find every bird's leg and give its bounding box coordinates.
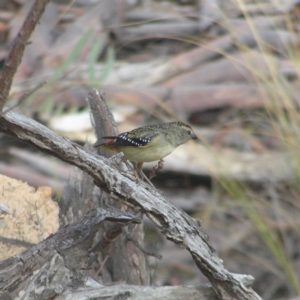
[122,160,154,187]
[136,162,155,187]
[148,159,164,181]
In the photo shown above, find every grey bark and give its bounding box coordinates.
[0,89,262,299]
[0,207,141,300]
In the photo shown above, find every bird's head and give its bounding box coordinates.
[168,121,198,146]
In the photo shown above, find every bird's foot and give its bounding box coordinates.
[148,159,164,181]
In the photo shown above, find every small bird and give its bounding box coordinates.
[94,121,198,184]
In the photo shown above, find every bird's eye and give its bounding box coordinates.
[188,130,192,135]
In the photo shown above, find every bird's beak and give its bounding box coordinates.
[191,132,198,140]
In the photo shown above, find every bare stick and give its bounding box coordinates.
[0,0,50,111]
[126,235,162,259]
[0,81,48,116]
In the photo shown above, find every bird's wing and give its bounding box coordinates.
[124,130,160,148]
[97,130,158,148]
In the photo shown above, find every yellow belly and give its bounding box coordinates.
[120,145,175,163]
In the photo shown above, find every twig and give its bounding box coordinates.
[88,224,124,266]
[0,81,48,116]
[96,244,113,276]
[0,0,50,112]
[126,235,162,260]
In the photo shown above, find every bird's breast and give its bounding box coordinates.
[121,144,175,163]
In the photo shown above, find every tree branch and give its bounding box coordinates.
[0,207,140,299]
[0,90,262,299]
[56,284,218,300]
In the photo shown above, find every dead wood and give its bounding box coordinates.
[55,284,219,300]
[103,83,300,113]
[0,207,141,299]
[0,89,262,299]
[162,50,295,86]
[119,20,201,43]
[0,0,50,111]
[162,144,294,184]
[86,90,150,285]
[0,2,263,297]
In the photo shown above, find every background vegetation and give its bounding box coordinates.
[1,0,300,299]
